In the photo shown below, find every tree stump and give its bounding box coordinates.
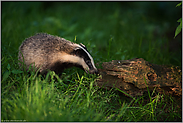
[96,58,182,97]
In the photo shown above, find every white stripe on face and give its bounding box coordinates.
[77,44,97,70]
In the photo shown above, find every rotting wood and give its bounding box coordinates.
[96,58,182,97]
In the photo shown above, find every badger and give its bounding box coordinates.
[18,33,98,75]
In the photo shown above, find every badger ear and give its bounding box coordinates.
[74,47,81,51]
[73,46,88,58]
[73,47,83,55]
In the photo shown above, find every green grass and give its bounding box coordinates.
[1,2,182,122]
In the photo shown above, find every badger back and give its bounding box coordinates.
[18,33,76,72]
[19,33,76,54]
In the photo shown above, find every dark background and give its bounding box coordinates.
[2,2,182,67]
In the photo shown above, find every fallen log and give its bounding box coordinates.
[96,58,182,97]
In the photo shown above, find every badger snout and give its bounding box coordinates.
[89,69,98,74]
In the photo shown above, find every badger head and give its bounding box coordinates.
[58,42,98,74]
[71,43,98,74]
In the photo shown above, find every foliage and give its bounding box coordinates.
[174,2,182,38]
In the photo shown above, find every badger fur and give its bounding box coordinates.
[18,33,98,75]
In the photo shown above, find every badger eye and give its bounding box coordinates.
[86,60,92,68]
[86,60,90,64]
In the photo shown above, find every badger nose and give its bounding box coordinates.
[89,69,98,74]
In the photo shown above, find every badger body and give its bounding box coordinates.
[18,33,98,74]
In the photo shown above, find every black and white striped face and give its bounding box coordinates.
[72,43,98,74]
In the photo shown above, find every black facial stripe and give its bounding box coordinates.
[85,60,94,69]
[72,48,94,69]
[79,43,89,52]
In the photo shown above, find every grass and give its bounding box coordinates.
[1,2,182,122]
